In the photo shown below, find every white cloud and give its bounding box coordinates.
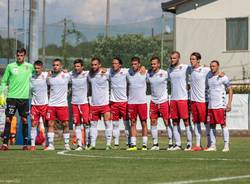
[0,0,165,27]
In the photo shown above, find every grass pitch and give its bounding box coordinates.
[0,137,250,184]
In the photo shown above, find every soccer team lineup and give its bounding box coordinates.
[1,48,233,152]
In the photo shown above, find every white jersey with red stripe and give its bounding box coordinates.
[47,71,70,107]
[168,64,191,100]
[147,69,168,104]
[110,68,128,102]
[127,69,147,104]
[88,70,110,106]
[30,72,48,105]
[70,70,89,105]
[190,66,210,102]
[207,74,231,109]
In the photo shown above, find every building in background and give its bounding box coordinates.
[162,0,250,82]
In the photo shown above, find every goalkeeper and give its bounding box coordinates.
[1,48,34,151]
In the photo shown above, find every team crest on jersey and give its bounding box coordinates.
[13,67,18,74]
[159,73,163,77]
[25,65,29,70]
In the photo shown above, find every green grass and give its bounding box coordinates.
[0,137,250,184]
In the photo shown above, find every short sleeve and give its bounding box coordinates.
[222,76,231,88]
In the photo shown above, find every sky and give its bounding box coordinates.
[0,0,168,28]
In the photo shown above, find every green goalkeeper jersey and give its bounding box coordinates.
[1,61,34,99]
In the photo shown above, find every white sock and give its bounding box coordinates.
[47,132,54,147]
[167,125,173,145]
[112,121,120,145]
[205,123,211,147]
[151,125,158,145]
[173,125,181,146]
[90,121,98,147]
[222,126,229,148]
[194,123,201,147]
[185,125,193,146]
[142,136,148,146]
[105,120,112,146]
[123,120,130,145]
[63,133,70,145]
[84,124,90,146]
[75,125,82,147]
[131,137,136,146]
[210,127,216,147]
[31,127,37,146]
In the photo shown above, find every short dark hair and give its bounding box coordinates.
[16,48,26,55]
[34,60,43,67]
[210,60,220,66]
[112,57,123,65]
[150,56,161,63]
[53,58,62,63]
[131,56,140,63]
[74,59,84,66]
[171,51,180,58]
[91,57,101,64]
[191,52,202,60]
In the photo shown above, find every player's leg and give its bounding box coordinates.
[103,105,112,150]
[45,106,56,150]
[150,101,159,150]
[1,98,16,150]
[170,100,181,151]
[164,119,174,150]
[17,99,30,150]
[205,110,217,151]
[58,107,70,151]
[191,102,202,151]
[30,106,39,150]
[81,104,90,148]
[127,104,137,150]
[121,102,130,148]
[139,103,148,150]
[111,102,120,148]
[87,106,99,150]
[160,101,172,150]
[221,124,229,152]
[72,104,83,150]
[204,103,211,149]
[39,105,48,148]
[178,100,192,151]
[219,110,229,152]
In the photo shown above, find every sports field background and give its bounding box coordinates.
[1,137,250,184]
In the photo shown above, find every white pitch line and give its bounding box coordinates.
[57,150,250,162]
[157,175,250,184]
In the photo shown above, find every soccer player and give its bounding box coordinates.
[127,57,148,151]
[189,52,211,151]
[30,60,48,150]
[147,57,173,150]
[168,51,193,151]
[45,59,71,151]
[70,59,90,151]
[1,48,34,151]
[109,57,130,149]
[87,57,112,150]
[205,60,233,152]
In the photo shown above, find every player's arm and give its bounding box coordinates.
[0,65,9,106]
[186,66,191,90]
[226,86,233,112]
[1,64,10,89]
[139,66,147,75]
